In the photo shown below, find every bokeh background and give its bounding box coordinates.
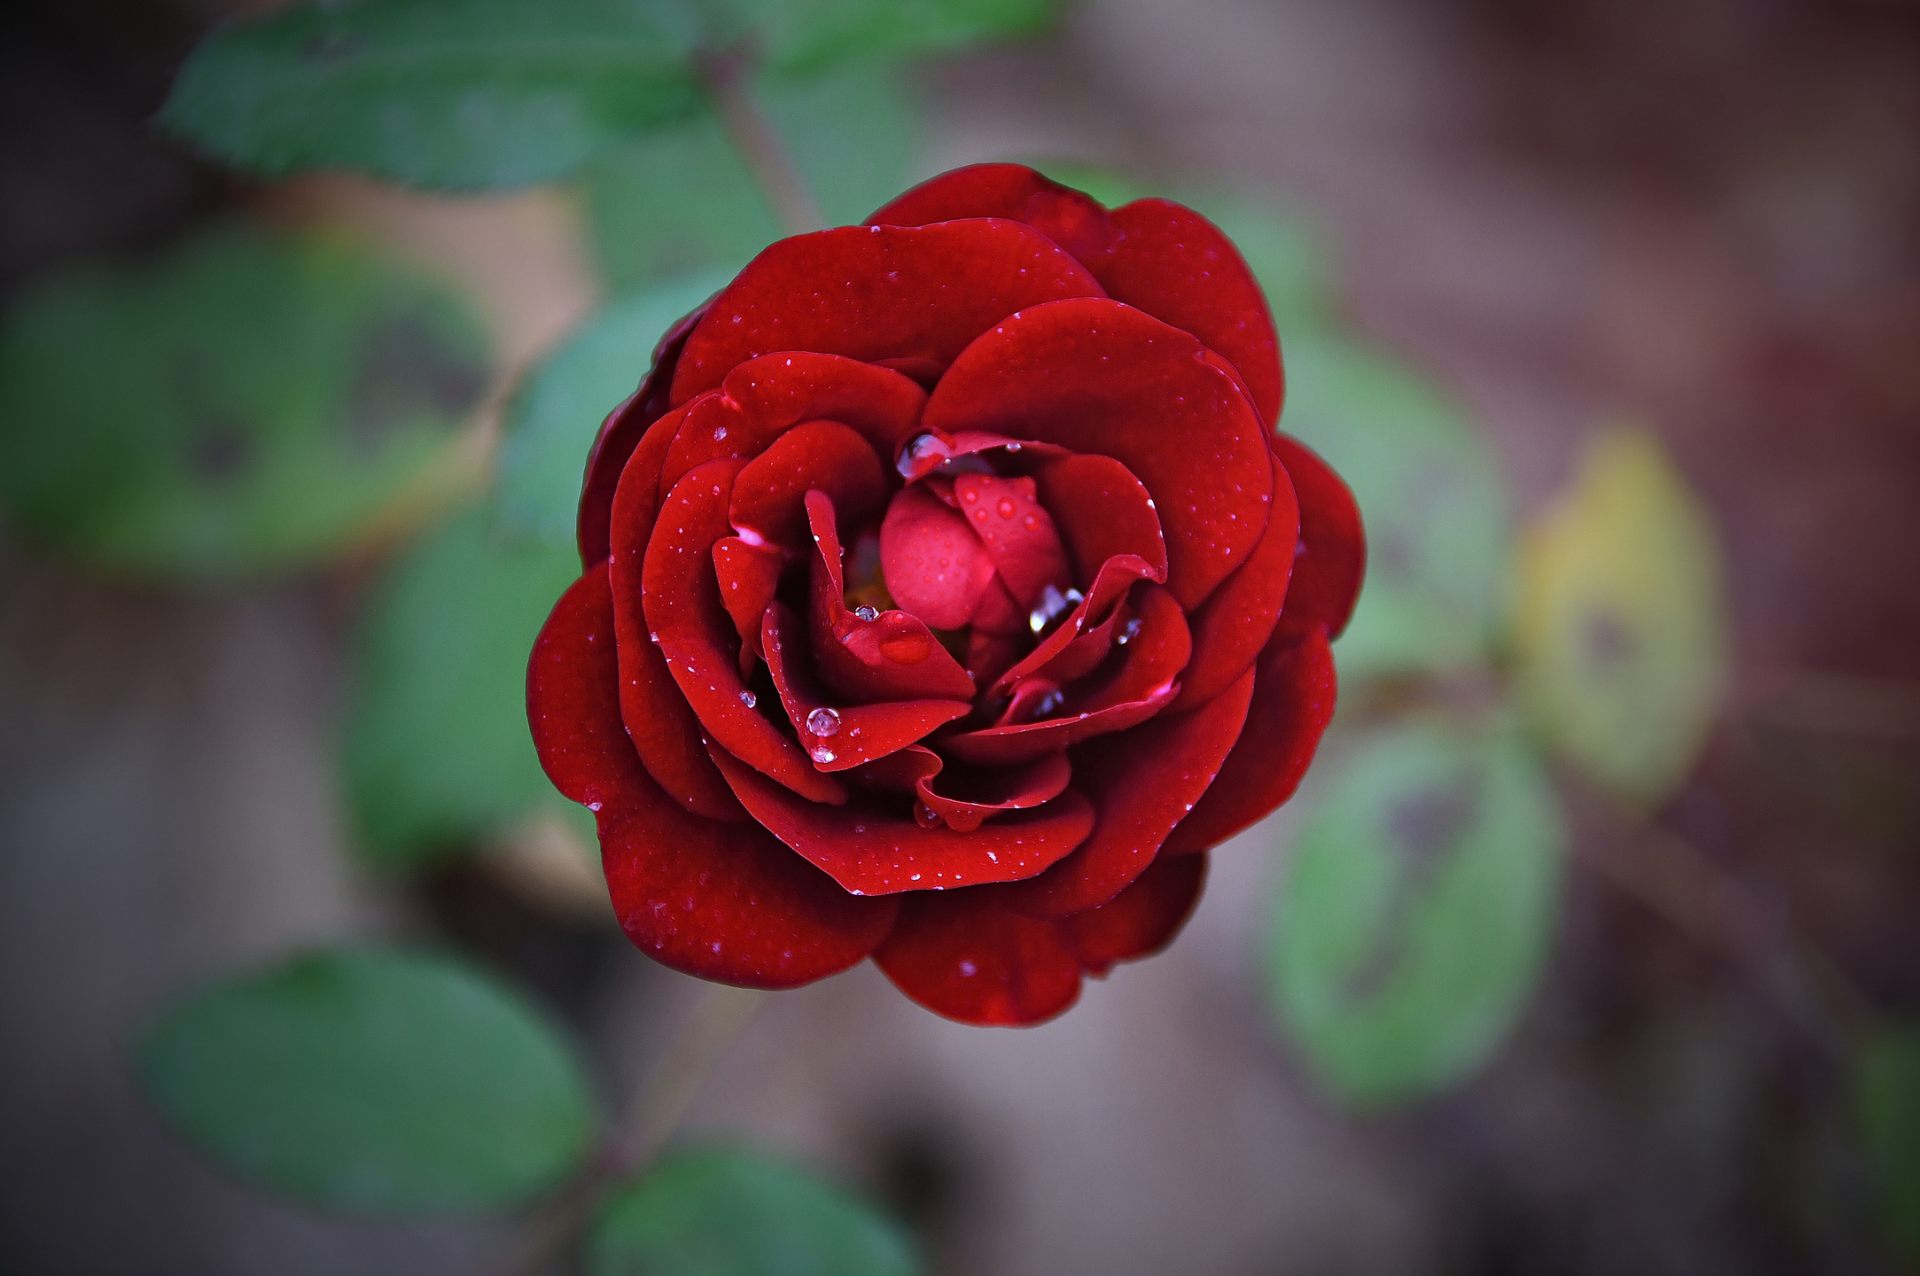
[3,0,1918,1273]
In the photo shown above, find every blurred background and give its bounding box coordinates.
[3,0,1918,1273]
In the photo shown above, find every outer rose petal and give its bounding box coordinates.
[1004,668,1254,918]
[578,299,707,566]
[871,164,1283,425]
[1032,453,1168,583]
[1272,433,1365,641]
[708,747,1095,896]
[875,891,1085,1026]
[1064,853,1209,976]
[528,566,895,986]
[924,297,1273,607]
[1175,450,1300,710]
[1163,627,1338,855]
[669,220,1104,405]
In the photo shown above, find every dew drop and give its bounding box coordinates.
[809,745,836,764]
[895,432,951,479]
[913,801,942,829]
[878,630,932,664]
[1027,584,1085,636]
[1004,441,1022,453]
[853,604,879,622]
[996,497,1017,519]
[806,707,842,737]
[738,689,757,708]
[1116,616,1143,646]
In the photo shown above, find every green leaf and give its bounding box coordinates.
[752,0,1065,73]
[1280,329,1512,680]
[161,0,714,189]
[495,273,729,549]
[0,227,486,578]
[1512,425,1728,803]
[586,1146,921,1276]
[342,504,581,866]
[139,946,598,1215]
[585,67,919,289]
[1265,718,1565,1108]
[1853,1025,1920,1261]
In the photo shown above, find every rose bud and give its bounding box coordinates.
[529,164,1364,1025]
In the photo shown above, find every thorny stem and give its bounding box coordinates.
[492,984,767,1276]
[697,52,823,236]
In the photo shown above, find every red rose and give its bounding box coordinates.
[528,164,1363,1025]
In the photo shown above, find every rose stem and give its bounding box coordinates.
[697,52,824,236]
[491,983,767,1276]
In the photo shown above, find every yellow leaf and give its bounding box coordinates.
[1513,426,1728,803]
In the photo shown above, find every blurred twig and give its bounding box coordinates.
[697,52,823,236]
[491,983,767,1276]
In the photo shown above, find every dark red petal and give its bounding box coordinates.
[807,493,976,703]
[1175,450,1300,710]
[1163,627,1338,855]
[988,551,1158,696]
[761,603,968,772]
[870,166,1282,427]
[943,584,1191,767]
[660,353,927,500]
[924,298,1273,607]
[642,460,845,805]
[950,472,1069,607]
[708,747,1095,896]
[1005,668,1254,918]
[712,534,784,666]
[880,483,997,630]
[731,420,887,545]
[1065,853,1208,976]
[1272,434,1365,641]
[916,752,1073,834]
[528,566,895,986]
[1102,198,1282,427]
[578,300,708,566]
[869,163,1118,267]
[670,221,1104,405]
[1033,453,1167,584]
[874,890,1084,1026]
[607,403,744,821]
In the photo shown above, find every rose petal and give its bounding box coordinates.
[578,299,708,566]
[924,298,1273,607]
[1175,450,1300,710]
[712,534,785,667]
[731,420,887,546]
[916,752,1074,834]
[661,353,926,501]
[1064,853,1209,976]
[1004,668,1254,918]
[1272,434,1365,641]
[670,220,1104,405]
[807,493,977,703]
[949,472,1069,607]
[880,483,998,630]
[1163,627,1337,855]
[708,747,1095,897]
[871,166,1282,425]
[761,603,968,772]
[607,404,744,821]
[643,460,845,804]
[1032,453,1168,584]
[528,566,895,986]
[874,890,1084,1026]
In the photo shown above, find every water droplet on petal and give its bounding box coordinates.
[1027,584,1085,636]
[853,604,879,622]
[895,432,952,479]
[996,497,1017,519]
[1116,616,1143,646]
[712,423,728,442]
[809,745,836,765]
[738,689,757,708]
[806,707,842,737]
[913,801,942,829]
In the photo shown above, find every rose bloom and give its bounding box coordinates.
[528,164,1363,1025]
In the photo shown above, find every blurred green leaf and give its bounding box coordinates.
[162,0,713,188]
[140,946,598,1214]
[342,505,580,866]
[750,0,1064,73]
[585,67,919,288]
[495,273,728,549]
[1513,425,1727,804]
[0,228,485,578]
[1266,718,1564,1108]
[1281,330,1512,680]
[1853,1025,1920,1261]
[586,1146,921,1276]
